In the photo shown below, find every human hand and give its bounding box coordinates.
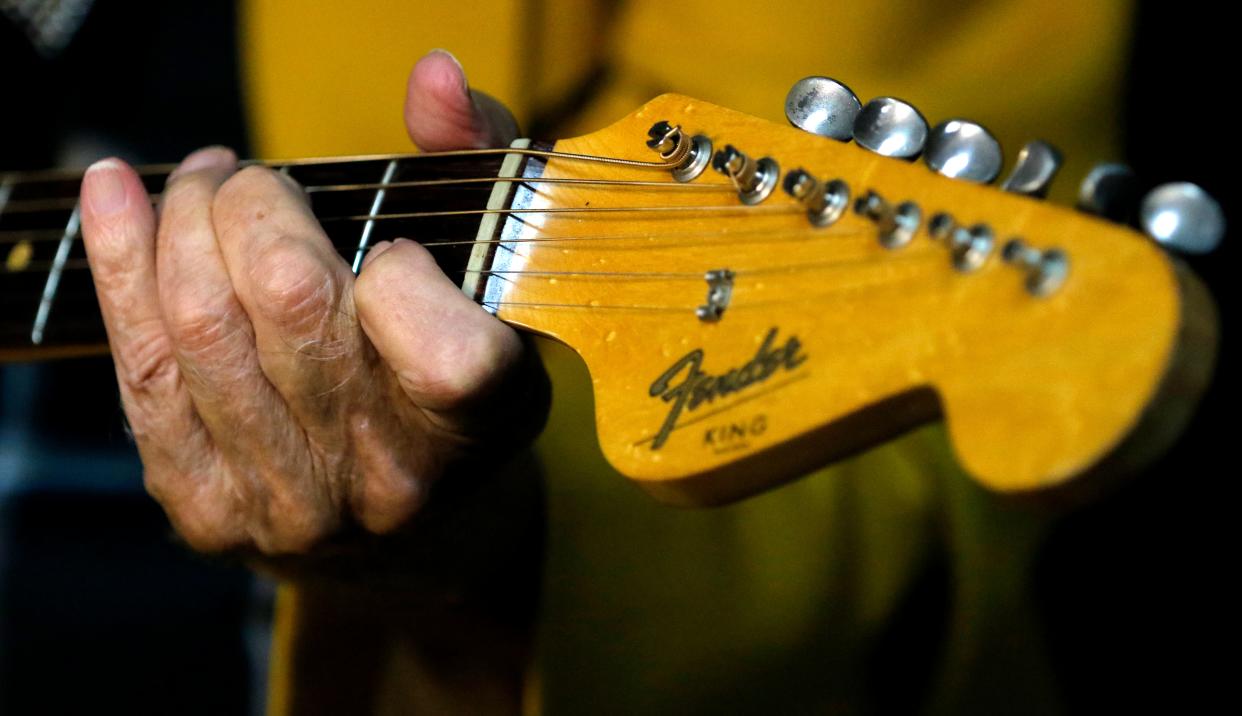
[80,50,548,556]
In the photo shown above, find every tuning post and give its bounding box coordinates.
[712,145,779,204]
[783,169,850,226]
[855,190,921,249]
[1002,238,1070,296]
[928,212,994,272]
[696,269,736,322]
[645,121,712,182]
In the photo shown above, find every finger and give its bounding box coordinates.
[405,49,520,151]
[210,165,369,448]
[354,239,531,438]
[80,158,237,548]
[158,149,330,552]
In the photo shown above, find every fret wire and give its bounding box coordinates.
[352,159,399,274]
[0,174,13,216]
[30,204,81,345]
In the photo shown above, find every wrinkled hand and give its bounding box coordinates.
[81,51,547,555]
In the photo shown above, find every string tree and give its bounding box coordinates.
[696,269,736,322]
[782,169,850,227]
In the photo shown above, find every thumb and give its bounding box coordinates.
[405,50,520,152]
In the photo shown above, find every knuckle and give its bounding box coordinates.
[359,472,425,535]
[166,494,245,554]
[115,323,179,399]
[165,294,247,360]
[253,471,336,555]
[212,166,285,242]
[249,238,334,333]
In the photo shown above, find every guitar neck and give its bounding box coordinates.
[0,148,545,360]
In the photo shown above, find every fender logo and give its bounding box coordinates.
[647,327,806,450]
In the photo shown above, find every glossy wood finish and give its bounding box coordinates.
[493,94,1198,503]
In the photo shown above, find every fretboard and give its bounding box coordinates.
[0,150,540,359]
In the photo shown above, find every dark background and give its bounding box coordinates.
[0,1,1233,714]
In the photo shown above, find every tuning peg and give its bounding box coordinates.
[785,76,862,142]
[1076,163,1139,222]
[1139,182,1225,254]
[923,119,1003,183]
[1000,140,1062,197]
[852,97,928,160]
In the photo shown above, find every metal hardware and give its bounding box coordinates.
[853,97,928,160]
[948,223,994,272]
[855,190,921,248]
[784,76,862,141]
[697,269,736,322]
[928,212,994,272]
[1139,182,1225,255]
[1076,163,1138,222]
[712,145,779,204]
[1002,238,1070,296]
[1000,140,1063,198]
[783,169,850,226]
[924,119,1003,183]
[646,121,712,182]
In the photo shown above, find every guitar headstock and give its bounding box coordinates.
[489,93,1218,505]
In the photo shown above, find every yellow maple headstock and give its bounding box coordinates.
[491,94,1215,505]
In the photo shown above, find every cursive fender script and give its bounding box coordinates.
[647,327,807,450]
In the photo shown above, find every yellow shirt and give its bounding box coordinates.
[243,2,1132,713]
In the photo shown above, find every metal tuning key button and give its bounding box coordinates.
[1076,163,1138,222]
[1139,182,1225,255]
[784,76,862,141]
[924,119,1003,183]
[853,97,928,160]
[783,169,850,226]
[855,190,921,248]
[712,145,779,204]
[1000,140,1063,198]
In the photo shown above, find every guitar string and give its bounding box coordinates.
[1,222,867,248]
[23,249,946,311]
[0,176,735,215]
[3,147,679,183]
[0,203,810,246]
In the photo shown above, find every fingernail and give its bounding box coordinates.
[429,48,468,91]
[170,145,236,180]
[83,159,129,216]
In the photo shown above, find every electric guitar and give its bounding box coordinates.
[0,92,1219,504]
